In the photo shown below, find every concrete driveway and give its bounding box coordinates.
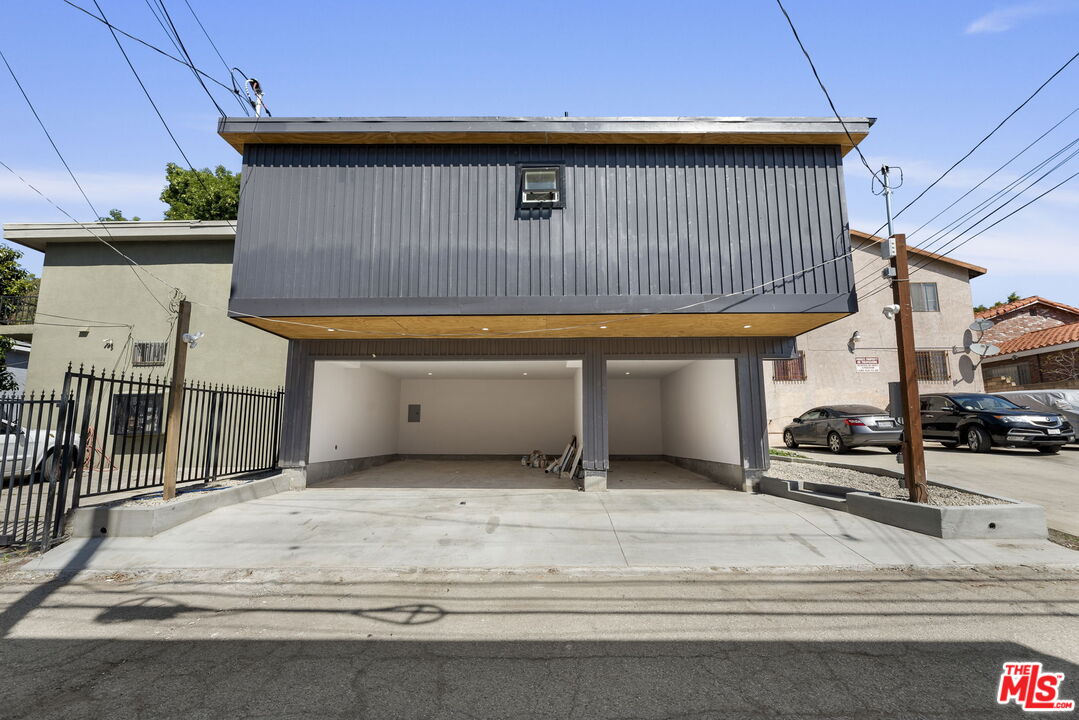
[776,440,1079,535]
[27,460,1079,572]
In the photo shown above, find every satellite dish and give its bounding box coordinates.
[970,319,994,332]
[969,343,1001,357]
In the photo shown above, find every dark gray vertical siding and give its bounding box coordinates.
[235,144,851,303]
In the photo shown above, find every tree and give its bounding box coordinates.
[974,291,1022,314]
[0,245,38,391]
[160,163,240,220]
[99,208,140,222]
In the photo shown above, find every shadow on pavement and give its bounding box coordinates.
[1,638,1073,718]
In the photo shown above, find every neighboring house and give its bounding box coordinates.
[3,341,30,392]
[975,296,1079,389]
[764,229,987,431]
[217,115,874,491]
[0,221,287,391]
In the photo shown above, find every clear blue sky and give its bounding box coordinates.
[2,0,1077,308]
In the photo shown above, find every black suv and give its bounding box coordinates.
[920,393,1075,454]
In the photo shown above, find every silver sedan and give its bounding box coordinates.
[782,405,903,454]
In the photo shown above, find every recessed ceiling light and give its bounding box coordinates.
[427,372,433,376]
[625,372,631,375]
[522,372,528,376]
[743,324,752,329]
[481,327,490,331]
[599,325,608,329]
[327,328,335,332]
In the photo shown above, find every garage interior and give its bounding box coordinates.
[306,358,742,490]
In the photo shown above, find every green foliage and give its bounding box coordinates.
[160,162,240,220]
[974,291,1022,314]
[0,245,36,391]
[99,208,141,222]
[769,448,806,458]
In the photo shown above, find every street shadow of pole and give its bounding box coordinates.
[0,537,104,638]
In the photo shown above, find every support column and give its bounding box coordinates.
[580,349,608,491]
[735,351,768,492]
[279,340,314,475]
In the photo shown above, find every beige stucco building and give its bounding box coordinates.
[1,221,287,392]
[764,230,987,432]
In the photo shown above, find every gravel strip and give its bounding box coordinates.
[118,477,257,508]
[766,460,1008,506]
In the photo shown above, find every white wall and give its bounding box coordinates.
[608,379,663,455]
[660,359,740,465]
[310,363,400,463]
[398,379,575,455]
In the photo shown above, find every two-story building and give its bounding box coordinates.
[218,116,872,491]
[765,229,987,432]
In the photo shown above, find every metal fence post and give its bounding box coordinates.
[40,369,73,551]
[70,371,96,511]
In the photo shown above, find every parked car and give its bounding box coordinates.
[920,393,1075,454]
[0,411,79,483]
[782,405,903,454]
[993,389,1079,445]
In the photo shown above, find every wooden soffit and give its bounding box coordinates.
[238,312,847,341]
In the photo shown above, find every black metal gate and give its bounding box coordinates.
[0,366,283,549]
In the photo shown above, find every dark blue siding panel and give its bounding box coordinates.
[233,143,853,308]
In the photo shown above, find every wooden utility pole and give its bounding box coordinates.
[161,300,191,501]
[889,235,929,503]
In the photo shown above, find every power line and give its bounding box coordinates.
[62,0,247,112]
[774,0,880,184]
[857,47,1079,247]
[91,1,204,184]
[152,0,227,118]
[0,46,174,315]
[852,130,1079,291]
[0,158,182,300]
[859,138,1079,298]
[860,168,1079,303]
[182,0,249,115]
[905,103,1079,246]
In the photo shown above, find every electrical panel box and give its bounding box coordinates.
[880,237,897,259]
[407,404,421,422]
[881,267,897,279]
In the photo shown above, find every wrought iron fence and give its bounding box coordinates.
[0,295,37,325]
[0,366,283,549]
[0,392,72,546]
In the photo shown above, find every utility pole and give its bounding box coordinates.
[161,299,191,501]
[879,165,928,503]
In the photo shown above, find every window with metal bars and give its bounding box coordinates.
[772,351,807,382]
[915,350,950,382]
[132,341,167,367]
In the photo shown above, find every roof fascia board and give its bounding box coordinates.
[2,221,235,252]
[218,116,874,155]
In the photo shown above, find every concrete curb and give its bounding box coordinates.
[761,466,1048,539]
[845,493,1048,540]
[767,453,1023,503]
[66,470,306,538]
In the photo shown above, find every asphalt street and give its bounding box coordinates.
[1,566,1078,719]
[772,439,1079,536]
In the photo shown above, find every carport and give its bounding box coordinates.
[303,356,744,491]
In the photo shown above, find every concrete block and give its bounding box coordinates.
[845,492,1047,540]
[66,471,300,538]
[664,455,749,491]
[758,476,849,511]
[581,470,607,492]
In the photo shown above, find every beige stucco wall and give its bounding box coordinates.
[25,240,287,391]
[764,245,985,431]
